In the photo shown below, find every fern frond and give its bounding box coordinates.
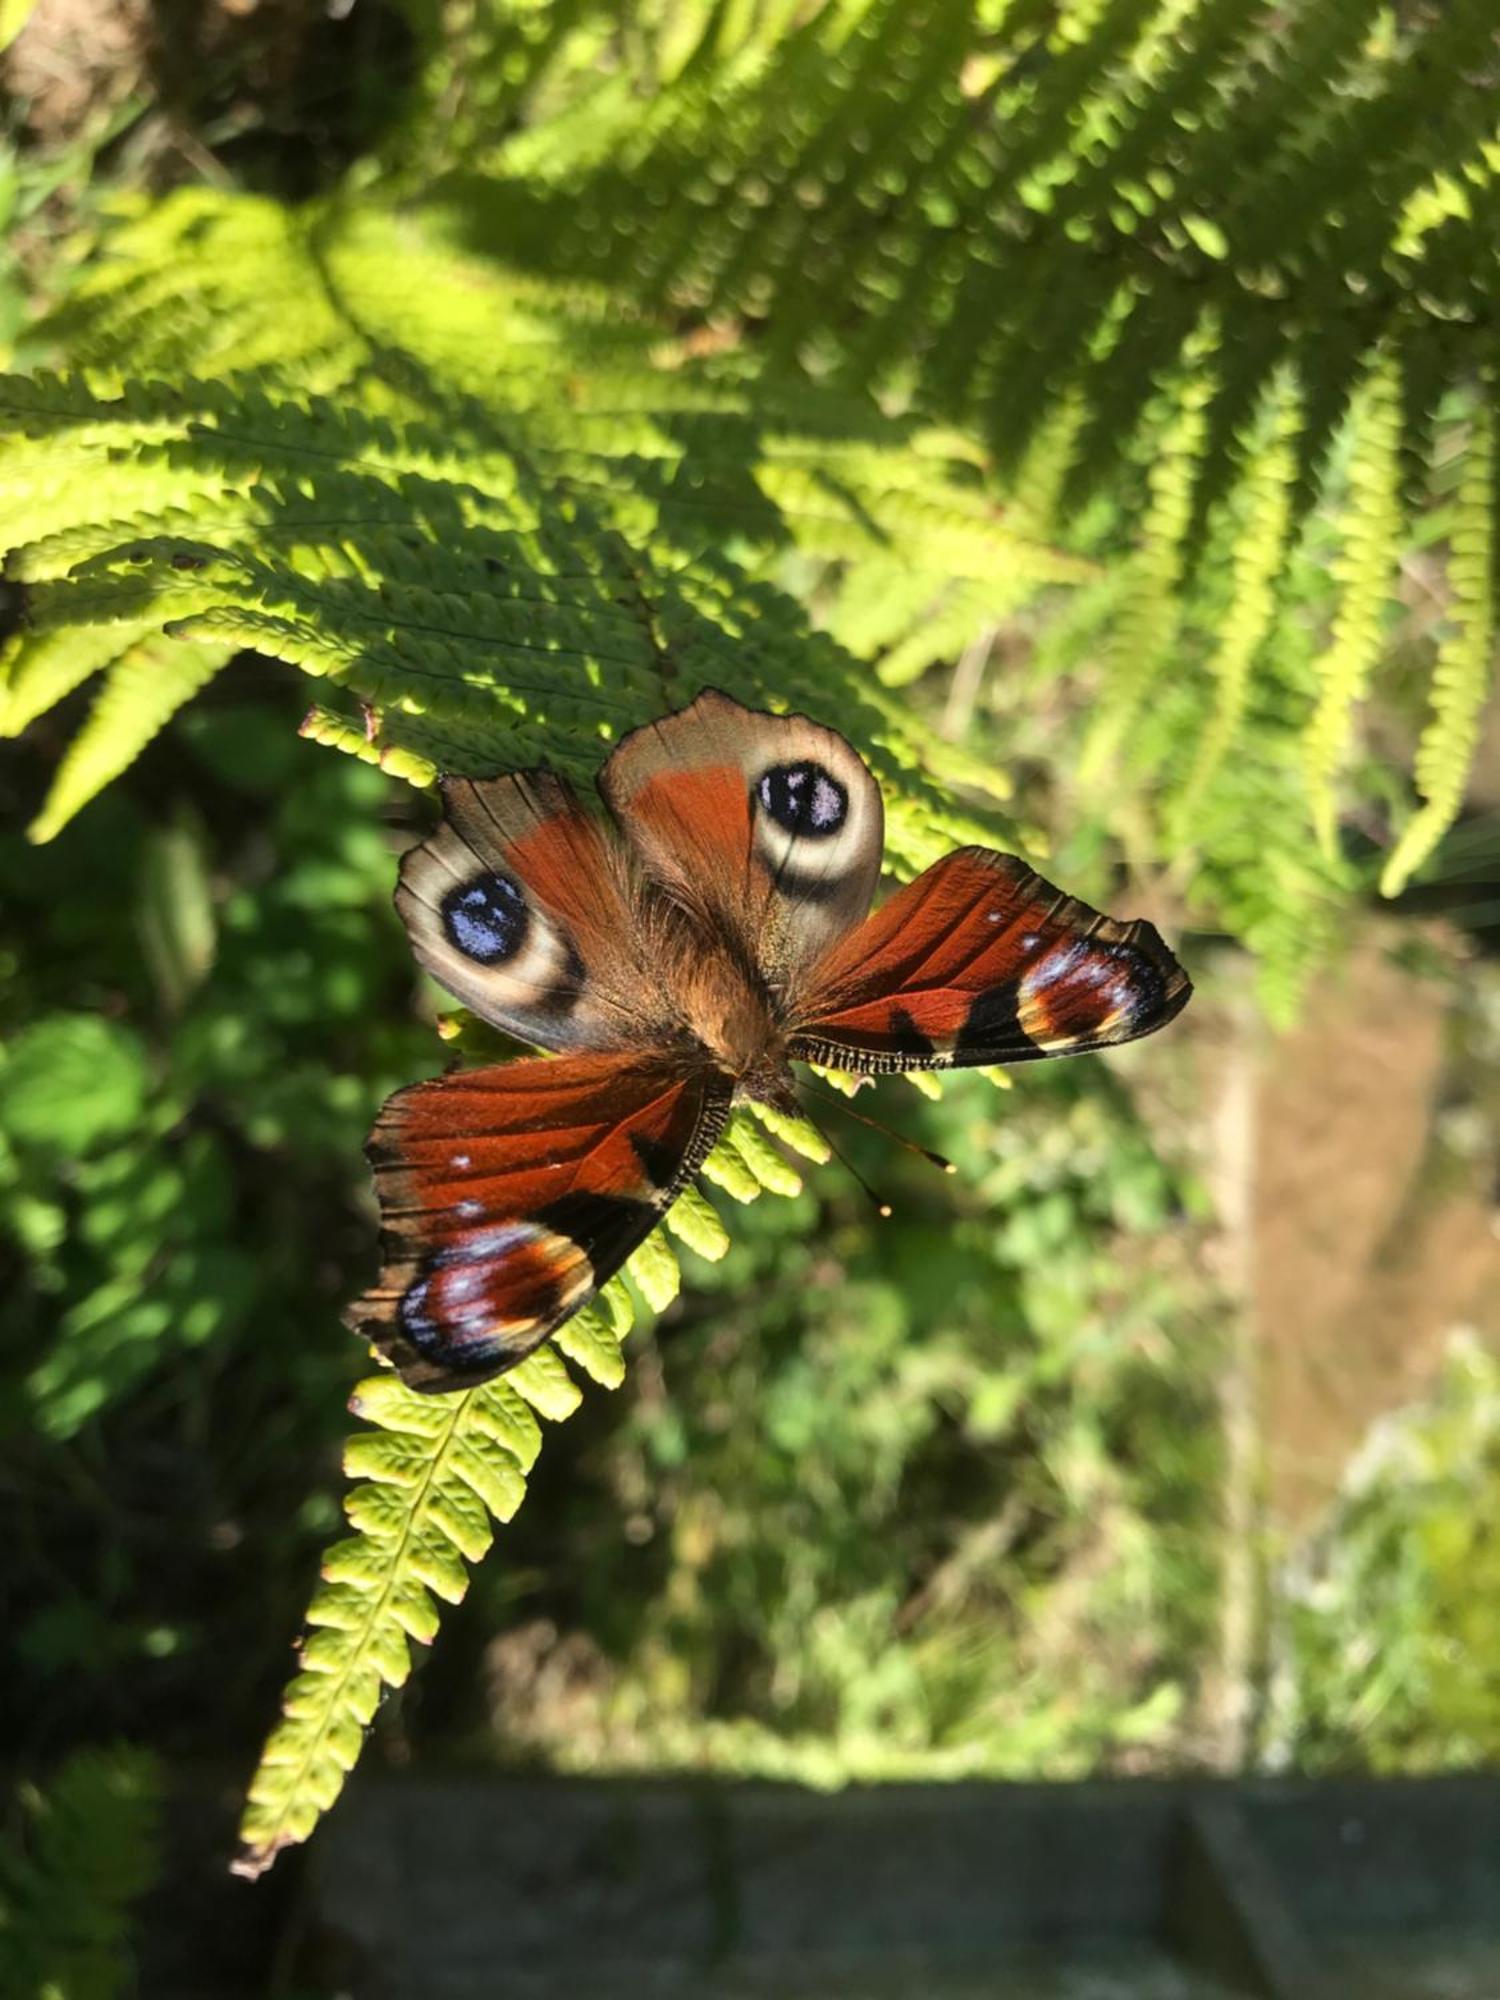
[235,1353,574,1876]
[660,1182,733,1259]
[1302,349,1403,858]
[26,636,230,843]
[426,0,1500,852]
[1078,336,1216,786]
[0,616,161,736]
[1171,376,1300,837]
[1381,396,1496,896]
[2,189,1061,848]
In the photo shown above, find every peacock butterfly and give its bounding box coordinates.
[350,689,1191,1392]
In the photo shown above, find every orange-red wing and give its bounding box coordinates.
[789,848,1190,1072]
[348,1052,733,1392]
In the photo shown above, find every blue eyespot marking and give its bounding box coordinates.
[442,873,528,965]
[757,760,848,838]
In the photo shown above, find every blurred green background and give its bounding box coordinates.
[3,3,1500,1992]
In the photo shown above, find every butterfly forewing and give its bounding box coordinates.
[790,848,1190,1071]
[599,688,885,980]
[349,1052,733,1392]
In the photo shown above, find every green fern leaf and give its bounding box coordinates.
[1381,397,1496,896]
[698,1134,763,1203]
[626,1229,683,1314]
[235,1355,579,1876]
[235,1080,837,1875]
[552,1302,628,1390]
[745,1096,832,1165]
[0,1745,160,2000]
[0,617,160,737]
[26,635,232,843]
[1172,375,1301,836]
[1079,336,1217,786]
[722,1110,803,1198]
[662,1182,732,1259]
[1302,349,1403,858]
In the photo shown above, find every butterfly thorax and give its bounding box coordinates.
[634,889,796,1105]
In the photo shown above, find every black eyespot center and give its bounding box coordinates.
[441,872,528,964]
[756,760,848,838]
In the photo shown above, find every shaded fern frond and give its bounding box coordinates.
[0,1745,160,2000]
[1171,375,1301,838]
[1079,341,1216,788]
[474,0,1499,513]
[27,635,230,842]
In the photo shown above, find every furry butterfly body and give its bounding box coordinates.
[352,690,1191,1392]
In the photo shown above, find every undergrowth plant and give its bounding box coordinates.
[1269,1334,1500,1774]
[2,0,1496,1873]
[0,1745,159,2000]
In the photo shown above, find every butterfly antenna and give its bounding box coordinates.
[798,1078,957,1176]
[816,1123,894,1218]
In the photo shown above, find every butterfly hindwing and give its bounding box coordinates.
[790,848,1190,1071]
[395,771,638,1052]
[348,1052,733,1392]
[599,688,885,980]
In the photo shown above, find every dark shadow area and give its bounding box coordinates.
[145,1771,1500,1998]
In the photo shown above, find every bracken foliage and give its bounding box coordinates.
[0,1746,159,2000]
[4,0,1497,1873]
[425,0,1498,899]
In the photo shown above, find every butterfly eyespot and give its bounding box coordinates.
[756,760,848,838]
[441,874,528,965]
